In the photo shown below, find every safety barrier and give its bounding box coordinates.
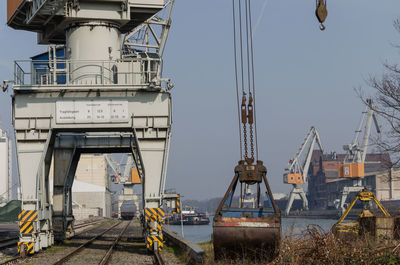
[162,228,205,264]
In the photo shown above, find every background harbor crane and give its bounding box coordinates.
[337,99,381,214]
[284,126,323,215]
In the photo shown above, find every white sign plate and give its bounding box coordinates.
[56,100,129,124]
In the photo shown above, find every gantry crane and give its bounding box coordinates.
[337,99,381,214]
[6,0,175,255]
[105,154,141,218]
[284,127,323,215]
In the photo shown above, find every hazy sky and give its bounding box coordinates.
[1,0,400,200]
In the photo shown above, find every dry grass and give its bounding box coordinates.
[271,225,400,265]
[193,225,400,265]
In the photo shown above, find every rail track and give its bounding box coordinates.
[0,218,105,253]
[153,249,165,265]
[0,218,112,265]
[1,219,169,265]
[0,237,18,250]
[51,221,124,265]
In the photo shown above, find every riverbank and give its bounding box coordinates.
[191,226,400,265]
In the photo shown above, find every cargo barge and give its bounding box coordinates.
[167,206,210,225]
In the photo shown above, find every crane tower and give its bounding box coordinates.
[6,0,174,254]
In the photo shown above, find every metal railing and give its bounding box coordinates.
[13,58,161,87]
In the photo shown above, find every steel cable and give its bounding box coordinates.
[232,0,243,160]
[238,0,249,160]
[244,0,255,161]
[247,0,259,160]
[232,0,259,162]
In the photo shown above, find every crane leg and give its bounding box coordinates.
[339,188,349,216]
[285,185,308,215]
[285,186,296,216]
[298,187,309,211]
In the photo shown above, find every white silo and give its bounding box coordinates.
[0,129,11,205]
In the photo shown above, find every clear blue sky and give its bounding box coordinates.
[1,0,400,200]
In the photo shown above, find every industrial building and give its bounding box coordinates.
[308,150,399,210]
[50,154,112,220]
[0,129,11,206]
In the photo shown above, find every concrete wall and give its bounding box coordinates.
[73,191,112,218]
[76,154,109,188]
[374,168,400,201]
[73,207,101,220]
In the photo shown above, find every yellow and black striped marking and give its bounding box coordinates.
[18,210,37,235]
[18,210,38,222]
[172,195,181,214]
[18,242,34,255]
[148,222,162,233]
[146,235,164,250]
[19,221,34,234]
[144,208,165,222]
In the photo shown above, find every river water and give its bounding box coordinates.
[167,217,337,243]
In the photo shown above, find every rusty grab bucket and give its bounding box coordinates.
[213,213,281,260]
[213,160,281,261]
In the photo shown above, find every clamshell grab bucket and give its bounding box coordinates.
[213,160,281,260]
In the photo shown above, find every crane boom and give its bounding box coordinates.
[105,155,121,177]
[360,100,380,163]
[284,127,323,184]
[302,129,323,183]
[340,99,380,178]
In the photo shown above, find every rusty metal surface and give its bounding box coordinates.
[213,215,281,260]
[7,0,24,22]
[359,216,394,239]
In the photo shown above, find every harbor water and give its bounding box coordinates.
[167,217,337,243]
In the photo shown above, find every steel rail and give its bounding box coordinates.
[0,256,22,265]
[153,249,165,265]
[0,237,18,250]
[98,221,131,265]
[74,218,105,229]
[0,219,114,265]
[52,221,122,265]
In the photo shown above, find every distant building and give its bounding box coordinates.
[50,154,112,219]
[308,150,397,209]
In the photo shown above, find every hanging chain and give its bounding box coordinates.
[241,93,248,160]
[241,91,255,163]
[248,92,254,161]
